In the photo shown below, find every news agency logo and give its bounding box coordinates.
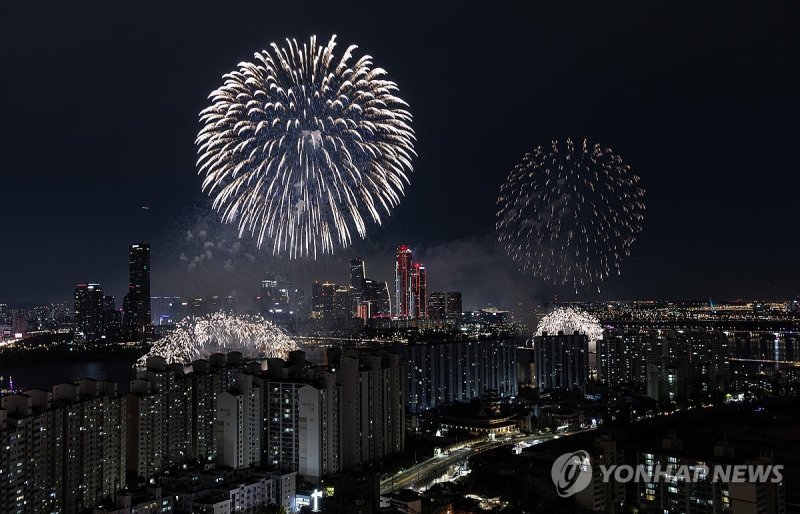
[551,450,593,497]
[551,449,785,498]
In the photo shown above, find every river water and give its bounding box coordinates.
[0,357,138,393]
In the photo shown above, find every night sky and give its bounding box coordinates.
[2,1,799,308]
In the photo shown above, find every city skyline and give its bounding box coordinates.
[3,3,800,513]
[2,2,799,304]
[5,236,800,311]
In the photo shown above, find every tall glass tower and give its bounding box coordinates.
[123,243,152,340]
[394,245,413,318]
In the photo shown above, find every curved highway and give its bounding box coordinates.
[380,432,578,494]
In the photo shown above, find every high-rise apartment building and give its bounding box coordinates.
[297,376,340,481]
[534,332,590,391]
[191,354,242,463]
[263,359,341,482]
[126,357,192,481]
[336,349,405,468]
[55,380,126,514]
[216,373,264,469]
[0,391,63,514]
[404,337,517,413]
[597,329,660,387]
[0,381,125,514]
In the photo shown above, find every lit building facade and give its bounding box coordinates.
[350,257,365,305]
[411,263,427,319]
[637,446,785,513]
[394,245,413,318]
[404,337,517,413]
[533,332,589,391]
[123,243,152,341]
[126,357,193,481]
[56,380,126,514]
[597,329,660,387]
[337,350,406,468]
[259,273,294,323]
[216,374,264,470]
[74,283,105,343]
[0,380,126,514]
[362,279,392,318]
[191,354,242,463]
[0,392,64,514]
[428,291,462,320]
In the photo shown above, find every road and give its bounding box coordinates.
[380,432,572,495]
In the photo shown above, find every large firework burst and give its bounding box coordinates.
[137,313,299,366]
[197,35,415,258]
[496,138,645,291]
[535,306,604,350]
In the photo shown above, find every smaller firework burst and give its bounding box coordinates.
[535,306,604,348]
[137,312,299,366]
[496,138,645,292]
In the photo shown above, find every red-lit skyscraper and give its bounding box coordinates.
[395,245,413,318]
[412,263,427,319]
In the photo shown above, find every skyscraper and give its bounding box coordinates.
[320,282,336,322]
[74,283,104,343]
[362,279,392,318]
[394,245,413,318]
[260,273,293,323]
[428,292,446,320]
[123,243,152,341]
[445,292,463,318]
[598,329,659,388]
[331,285,356,328]
[411,263,428,319]
[350,257,365,305]
[311,281,324,319]
[427,291,464,320]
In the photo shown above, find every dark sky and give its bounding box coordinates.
[1,1,799,308]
